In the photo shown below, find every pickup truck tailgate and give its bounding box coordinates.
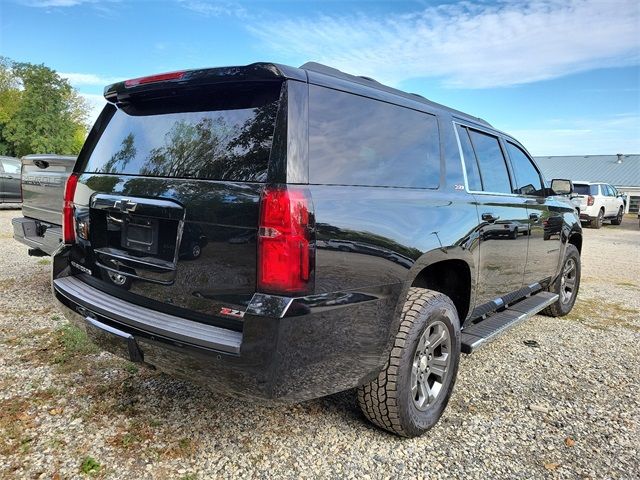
[21,155,76,225]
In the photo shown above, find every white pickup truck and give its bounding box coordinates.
[572,181,625,228]
[12,154,76,255]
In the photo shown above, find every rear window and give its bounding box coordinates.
[574,184,597,195]
[82,82,282,182]
[308,85,440,188]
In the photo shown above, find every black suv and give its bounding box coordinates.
[52,62,582,437]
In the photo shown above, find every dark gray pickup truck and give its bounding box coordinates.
[12,154,76,256]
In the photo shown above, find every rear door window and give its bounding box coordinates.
[81,82,282,182]
[308,85,440,188]
[467,129,512,194]
[505,142,543,195]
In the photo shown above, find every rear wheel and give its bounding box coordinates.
[590,209,604,229]
[542,244,580,317]
[611,207,623,225]
[357,287,460,437]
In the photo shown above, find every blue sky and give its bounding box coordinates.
[1,0,639,155]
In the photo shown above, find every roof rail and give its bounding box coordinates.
[299,61,491,128]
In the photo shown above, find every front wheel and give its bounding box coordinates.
[611,207,623,225]
[357,288,460,437]
[542,244,581,317]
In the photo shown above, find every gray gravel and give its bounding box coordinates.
[1,208,639,479]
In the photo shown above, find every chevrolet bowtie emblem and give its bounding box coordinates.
[114,199,138,212]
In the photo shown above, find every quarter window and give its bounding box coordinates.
[468,129,512,194]
[506,142,543,195]
[308,85,440,188]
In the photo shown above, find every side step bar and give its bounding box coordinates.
[461,291,558,354]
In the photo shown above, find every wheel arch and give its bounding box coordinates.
[409,258,473,323]
[568,230,582,254]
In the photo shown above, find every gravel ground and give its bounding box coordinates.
[0,208,638,479]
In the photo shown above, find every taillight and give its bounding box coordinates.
[587,195,594,206]
[62,173,79,244]
[124,70,185,87]
[257,186,314,295]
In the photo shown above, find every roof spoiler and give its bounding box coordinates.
[103,62,306,104]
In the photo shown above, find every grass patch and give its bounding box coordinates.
[37,258,51,265]
[20,323,99,371]
[0,397,32,456]
[80,456,101,475]
[0,278,16,289]
[161,437,196,459]
[123,362,139,375]
[616,281,640,290]
[565,297,640,332]
[54,323,100,364]
[106,418,157,457]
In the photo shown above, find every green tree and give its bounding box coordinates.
[0,57,90,157]
[0,58,22,155]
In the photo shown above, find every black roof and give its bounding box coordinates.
[104,61,491,127]
[299,62,491,127]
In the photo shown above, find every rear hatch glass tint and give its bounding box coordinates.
[573,184,596,195]
[80,82,282,182]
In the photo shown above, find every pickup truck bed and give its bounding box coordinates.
[12,154,76,255]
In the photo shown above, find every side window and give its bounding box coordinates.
[456,125,482,191]
[1,159,19,174]
[505,142,543,195]
[308,85,440,188]
[605,185,615,197]
[468,129,512,194]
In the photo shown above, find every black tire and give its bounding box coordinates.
[611,207,623,225]
[510,227,518,240]
[590,209,604,229]
[190,242,202,259]
[542,244,581,317]
[357,287,461,437]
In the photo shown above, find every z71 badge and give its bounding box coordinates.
[219,307,245,319]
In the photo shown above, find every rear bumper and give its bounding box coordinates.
[12,217,62,255]
[52,254,402,403]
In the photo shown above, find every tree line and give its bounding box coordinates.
[0,57,90,158]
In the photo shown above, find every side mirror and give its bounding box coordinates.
[551,179,573,195]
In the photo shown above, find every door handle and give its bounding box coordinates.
[481,213,499,223]
[529,213,541,221]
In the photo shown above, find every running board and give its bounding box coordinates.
[461,291,558,354]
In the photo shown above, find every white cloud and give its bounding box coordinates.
[177,0,247,18]
[506,114,640,156]
[18,0,115,7]
[248,0,640,88]
[60,72,123,87]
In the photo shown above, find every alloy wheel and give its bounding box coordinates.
[560,258,577,304]
[411,321,451,411]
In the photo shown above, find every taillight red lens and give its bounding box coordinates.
[62,173,79,244]
[257,186,314,295]
[587,195,594,206]
[124,71,185,87]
